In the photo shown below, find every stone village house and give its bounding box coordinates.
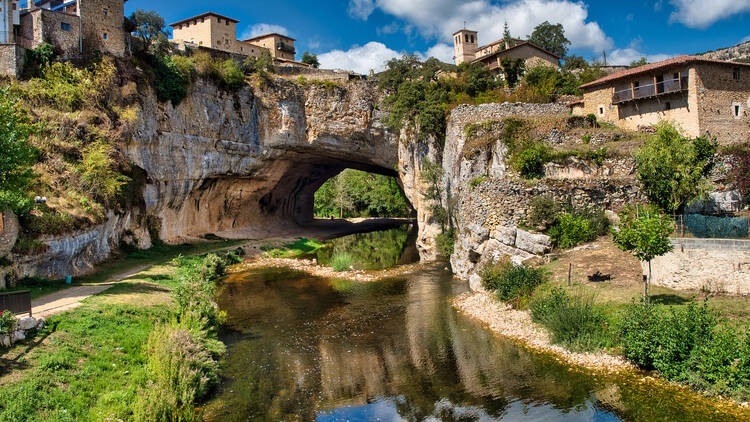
[452,28,559,75]
[578,55,750,145]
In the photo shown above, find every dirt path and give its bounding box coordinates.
[27,285,114,318]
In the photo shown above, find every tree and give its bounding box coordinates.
[529,21,571,58]
[629,57,648,68]
[635,123,717,212]
[562,55,588,71]
[130,10,167,49]
[301,52,320,68]
[612,206,674,302]
[244,49,274,78]
[500,57,525,88]
[503,21,513,47]
[0,87,37,215]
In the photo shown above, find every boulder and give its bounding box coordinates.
[515,229,552,255]
[10,330,24,343]
[469,273,485,292]
[0,334,10,348]
[0,209,18,259]
[605,210,621,226]
[685,190,743,214]
[18,317,38,331]
[490,226,517,246]
[465,224,490,245]
[480,239,536,266]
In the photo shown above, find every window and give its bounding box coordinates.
[471,35,474,43]
[734,104,741,118]
[103,8,108,16]
[61,22,71,31]
[465,34,469,42]
[734,67,741,81]
[599,107,604,115]
[665,102,671,111]
[226,20,230,26]
[103,33,108,40]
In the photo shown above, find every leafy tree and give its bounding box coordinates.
[219,59,245,89]
[0,88,37,215]
[152,54,187,105]
[612,206,674,302]
[314,169,410,218]
[244,49,274,78]
[629,57,648,68]
[562,55,588,70]
[301,52,320,68]
[635,123,717,212]
[529,21,570,57]
[458,62,498,96]
[130,10,167,49]
[500,57,525,88]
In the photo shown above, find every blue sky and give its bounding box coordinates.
[122,0,750,73]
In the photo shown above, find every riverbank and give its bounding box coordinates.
[234,257,426,282]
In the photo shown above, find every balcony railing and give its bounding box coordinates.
[612,76,688,104]
[277,43,295,54]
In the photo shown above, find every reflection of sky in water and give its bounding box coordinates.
[317,396,622,422]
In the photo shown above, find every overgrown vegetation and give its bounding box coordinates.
[481,260,548,309]
[330,253,355,272]
[0,87,37,216]
[531,288,610,352]
[525,196,610,249]
[314,169,411,218]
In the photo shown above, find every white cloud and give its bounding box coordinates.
[669,0,750,28]
[348,0,376,20]
[607,48,673,66]
[318,42,403,73]
[241,23,290,40]
[424,43,454,63]
[377,22,401,36]
[350,0,612,53]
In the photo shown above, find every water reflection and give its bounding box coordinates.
[308,226,418,270]
[204,266,744,422]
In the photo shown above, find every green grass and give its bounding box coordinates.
[330,253,355,272]
[262,238,324,258]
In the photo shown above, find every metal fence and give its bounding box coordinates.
[673,214,750,239]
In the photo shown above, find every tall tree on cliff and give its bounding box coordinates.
[301,52,320,68]
[0,87,37,216]
[130,10,168,51]
[529,21,571,57]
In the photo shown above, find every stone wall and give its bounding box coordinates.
[0,43,23,77]
[696,62,750,145]
[19,8,81,59]
[276,66,364,83]
[650,238,750,295]
[78,0,126,57]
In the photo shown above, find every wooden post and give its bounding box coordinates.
[0,212,3,235]
[568,263,572,286]
[681,214,685,237]
[631,81,636,99]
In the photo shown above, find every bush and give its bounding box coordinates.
[133,324,224,422]
[530,288,610,352]
[78,141,131,204]
[435,228,455,258]
[171,55,196,82]
[152,54,187,105]
[0,310,17,335]
[11,237,47,255]
[330,253,354,272]
[22,43,56,77]
[481,262,547,309]
[513,142,550,179]
[219,59,245,90]
[548,213,594,249]
[687,327,750,397]
[619,301,716,378]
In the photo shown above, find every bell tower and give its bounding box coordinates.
[453,29,478,65]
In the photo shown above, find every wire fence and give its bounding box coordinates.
[673,214,750,239]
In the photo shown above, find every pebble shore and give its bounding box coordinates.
[231,257,425,282]
[452,291,633,373]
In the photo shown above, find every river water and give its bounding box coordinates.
[203,227,745,421]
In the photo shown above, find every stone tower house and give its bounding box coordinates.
[453,29,477,65]
[77,0,127,57]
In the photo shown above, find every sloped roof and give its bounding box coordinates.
[170,12,239,27]
[579,55,750,89]
[242,33,296,42]
[472,41,561,63]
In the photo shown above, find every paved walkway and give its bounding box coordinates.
[28,285,114,318]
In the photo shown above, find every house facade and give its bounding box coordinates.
[452,28,559,73]
[241,33,295,61]
[170,12,265,57]
[580,55,750,145]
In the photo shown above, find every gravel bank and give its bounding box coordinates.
[231,257,425,282]
[452,291,633,373]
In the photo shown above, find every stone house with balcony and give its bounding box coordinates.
[452,28,559,74]
[241,32,296,62]
[579,55,750,145]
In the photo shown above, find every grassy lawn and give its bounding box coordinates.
[0,259,181,421]
[2,239,246,300]
[543,236,750,330]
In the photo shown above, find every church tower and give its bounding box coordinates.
[453,29,477,65]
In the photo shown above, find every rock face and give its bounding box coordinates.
[15,76,442,279]
[0,210,18,259]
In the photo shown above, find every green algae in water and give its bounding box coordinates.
[205,265,750,421]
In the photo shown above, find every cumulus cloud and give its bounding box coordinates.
[424,43,454,63]
[377,22,401,36]
[669,0,750,28]
[318,42,403,73]
[349,0,612,53]
[241,23,290,40]
[348,0,376,20]
[607,48,673,66]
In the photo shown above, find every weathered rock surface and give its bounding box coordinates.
[0,210,18,258]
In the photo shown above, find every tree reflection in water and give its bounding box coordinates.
[203,247,745,421]
[311,226,418,270]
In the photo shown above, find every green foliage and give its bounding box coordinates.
[219,59,245,90]
[481,261,548,309]
[612,206,674,263]
[528,21,570,57]
[22,43,56,77]
[20,58,117,111]
[727,143,750,198]
[78,141,131,204]
[687,327,750,399]
[244,49,274,79]
[523,65,580,96]
[629,57,648,68]
[171,55,196,82]
[636,123,717,212]
[527,196,610,248]
[263,238,324,258]
[130,10,167,49]
[530,288,610,352]
[0,310,16,335]
[0,87,37,216]
[301,51,320,68]
[152,54,188,105]
[500,57,525,88]
[435,228,455,258]
[11,237,47,255]
[469,176,487,188]
[548,213,595,249]
[330,252,355,272]
[314,169,411,218]
[513,141,550,178]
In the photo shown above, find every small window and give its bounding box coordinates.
[673,72,679,80]
[665,102,671,111]
[226,20,230,26]
[103,8,108,16]
[599,107,604,115]
[471,35,474,43]
[734,105,741,117]
[103,33,108,40]
[465,34,469,42]
[61,22,71,31]
[734,67,741,81]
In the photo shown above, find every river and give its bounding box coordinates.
[203,226,745,421]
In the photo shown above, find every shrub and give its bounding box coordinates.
[133,324,223,422]
[0,310,16,335]
[152,54,187,105]
[219,59,245,90]
[194,52,218,78]
[11,237,47,255]
[548,213,594,249]
[687,326,750,397]
[78,141,131,204]
[530,288,610,352]
[481,261,547,309]
[526,196,561,230]
[585,113,597,127]
[435,228,455,258]
[619,301,716,378]
[513,142,550,179]
[469,176,487,188]
[171,55,196,82]
[330,253,354,272]
[22,43,56,77]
